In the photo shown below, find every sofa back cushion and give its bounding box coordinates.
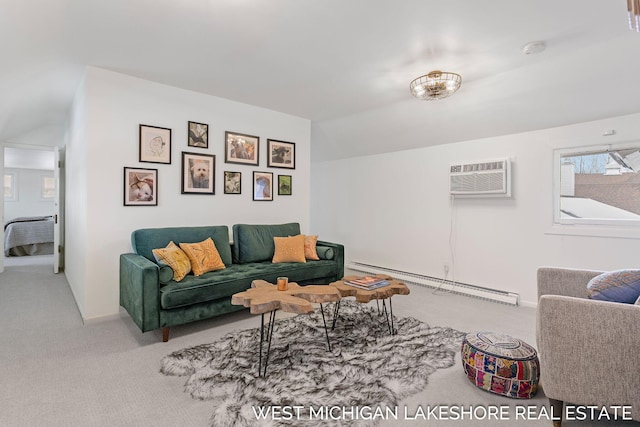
[132,226,232,266]
[232,223,301,263]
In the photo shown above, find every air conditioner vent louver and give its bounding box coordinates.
[450,158,511,197]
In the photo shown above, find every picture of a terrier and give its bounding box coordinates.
[190,159,210,188]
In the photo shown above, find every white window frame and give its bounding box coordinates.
[40,174,55,200]
[3,172,17,201]
[551,142,640,237]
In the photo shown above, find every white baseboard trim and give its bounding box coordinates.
[348,261,520,306]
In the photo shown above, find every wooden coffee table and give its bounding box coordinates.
[329,274,410,335]
[232,280,341,376]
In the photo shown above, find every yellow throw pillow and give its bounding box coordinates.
[304,234,320,260]
[179,238,226,276]
[152,242,192,282]
[272,234,307,263]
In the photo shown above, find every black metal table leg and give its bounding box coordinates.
[258,312,265,376]
[382,299,392,334]
[319,303,332,351]
[331,300,341,330]
[389,297,396,335]
[259,310,277,377]
[255,300,341,377]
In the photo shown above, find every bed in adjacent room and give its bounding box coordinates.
[4,216,55,256]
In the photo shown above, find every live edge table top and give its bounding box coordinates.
[231,280,341,315]
[330,274,410,303]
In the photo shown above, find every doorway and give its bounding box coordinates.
[2,145,64,273]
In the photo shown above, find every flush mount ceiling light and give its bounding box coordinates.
[629,0,640,32]
[409,70,462,101]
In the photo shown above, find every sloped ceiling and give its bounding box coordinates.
[1,0,639,161]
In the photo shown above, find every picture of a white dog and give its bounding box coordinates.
[190,159,210,188]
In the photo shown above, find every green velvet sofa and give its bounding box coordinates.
[119,222,344,341]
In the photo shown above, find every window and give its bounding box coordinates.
[41,175,55,199]
[3,172,17,201]
[554,144,640,226]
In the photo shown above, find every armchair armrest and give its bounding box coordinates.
[316,240,344,280]
[119,253,161,332]
[537,266,603,300]
[536,295,640,412]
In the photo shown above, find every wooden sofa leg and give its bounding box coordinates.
[162,327,170,342]
[549,398,563,427]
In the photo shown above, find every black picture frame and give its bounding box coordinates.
[278,175,292,195]
[181,152,215,194]
[225,131,259,166]
[267,139,295,169]
[224,171,242,194]
[124,167,158,206]
[139,124,171,164]
[188,121,209,148]
[253,171,273,201]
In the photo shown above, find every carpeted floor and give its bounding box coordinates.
[161,301,465,426]
[2,257,637,426]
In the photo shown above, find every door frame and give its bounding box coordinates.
[1,143,64,273]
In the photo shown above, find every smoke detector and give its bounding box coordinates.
[521,41,546,55]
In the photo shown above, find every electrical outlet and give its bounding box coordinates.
[443,262,450,274]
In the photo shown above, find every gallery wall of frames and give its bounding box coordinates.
[124,122,295,206]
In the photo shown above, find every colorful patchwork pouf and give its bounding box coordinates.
[461,331,539,399]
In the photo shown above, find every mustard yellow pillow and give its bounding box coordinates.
[179,238,226,276]
[152,242,192,282]
[272,234,306,263]
[304,234,320,260]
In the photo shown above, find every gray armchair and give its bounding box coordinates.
[536,267,640,427]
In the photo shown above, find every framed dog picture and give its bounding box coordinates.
[253,171,273,201]
[124,167,158,206]
[278,175,292,195]
[225,131,259,166]
[187,121,208,148]
[267,139,295,169]
[224,171,242,194]
[139,124,171,164]
[181,152,215,194]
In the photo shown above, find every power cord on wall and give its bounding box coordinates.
[433,194,457,294]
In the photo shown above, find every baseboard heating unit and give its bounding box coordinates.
[347,261,520,306]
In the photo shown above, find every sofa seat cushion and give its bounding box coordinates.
[159,260,337,310]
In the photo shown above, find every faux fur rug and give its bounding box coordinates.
[160,300,465,427]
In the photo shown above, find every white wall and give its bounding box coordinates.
[67,67,311,319]
[65,73,88,317]
[311,112,640,306]
[4,168,54,221]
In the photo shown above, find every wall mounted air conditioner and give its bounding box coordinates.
[449,158,511,197]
